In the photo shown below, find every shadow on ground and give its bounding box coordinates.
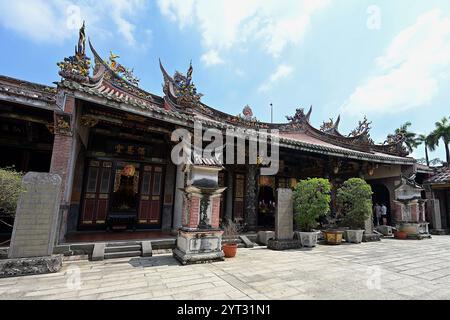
[128,255,180,268]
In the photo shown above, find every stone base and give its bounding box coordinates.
[376,225,395,237]
[174,228,224,265]
[267,239,302,251]
[407,233,432,240]
[363,233,381,242]
[257,231,275,245]
[173,248,224,265]
[430,229,447,235]
[0,255,62,278]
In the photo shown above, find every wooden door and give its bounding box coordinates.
[81,160,113,225]
[138,165,164,225]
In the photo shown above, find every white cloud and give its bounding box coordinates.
[0,0,146,46]
[157,0,329,58]
[341,10,450,117]
[201,50,224,67]
[258,64,293,92]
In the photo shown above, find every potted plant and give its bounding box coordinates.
[337,178,373,244]
[222,220,239,258]
[293,178,331,247]
[394,225,408,239]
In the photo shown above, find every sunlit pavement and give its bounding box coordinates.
[1,236,450,300]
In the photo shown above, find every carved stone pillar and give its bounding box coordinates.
[245,164,258,231]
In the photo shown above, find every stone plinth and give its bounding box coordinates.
[257,231,275,245]
[173,229,224,265]
[9,173,62,259]
[268,189,301,250]
[0,255,62,278]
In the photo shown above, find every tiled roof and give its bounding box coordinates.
[424,166,450,185]
[279,132,414,165]
[0,75,56,110]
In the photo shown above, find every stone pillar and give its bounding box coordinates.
[245,164,258,230]
[49,94,77,243]
[427,198,443,232]
[225,167,234,222]
[172,164,185,233]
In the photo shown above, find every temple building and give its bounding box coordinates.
[0,25,444,244]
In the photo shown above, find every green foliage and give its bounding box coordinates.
[395,122,419,153]
[0,167,24,217]
[293,178,331,232]
[337,178,373,230]
[428,117,450,163]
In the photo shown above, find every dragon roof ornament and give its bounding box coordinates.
[320,115,341,134]
[57,21,91,83]
[160,59,203,110]
[286,106,312,123]
[107,51,140,86]
[381,132,409,156]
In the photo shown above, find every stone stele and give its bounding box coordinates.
[268,188,301,250]
[1,172,63,278]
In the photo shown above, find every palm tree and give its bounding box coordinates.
[416,133,433,166]
[428,117,450,163]
[394,122,419,154]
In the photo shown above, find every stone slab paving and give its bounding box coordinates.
[1,236,450,300]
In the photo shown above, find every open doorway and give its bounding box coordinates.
[258,185,276,228]
[371,183,392,226]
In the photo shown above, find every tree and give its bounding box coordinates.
[416,133,434,166]
[0,167,24,218]
[337,178,373,230]
[0,167,24,245]
[293,178,331,232]
[394,122,419,154]
[428,117,450,163]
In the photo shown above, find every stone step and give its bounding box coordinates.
[104,251,142,260]
[244,234,258,242]
[105,241,141,247]
[105,245,141,253]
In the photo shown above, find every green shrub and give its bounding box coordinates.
[0,167,24,217]
[293,178,331,232]
[337,178,373,229]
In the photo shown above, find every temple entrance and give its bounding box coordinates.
[79,160,165,231]
[371,183,392,226]
[258,176,276,228]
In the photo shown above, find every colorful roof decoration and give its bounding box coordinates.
[0,22,415,165]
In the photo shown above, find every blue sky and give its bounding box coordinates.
[1,0,450,161]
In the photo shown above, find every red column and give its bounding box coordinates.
[49,94,76,242]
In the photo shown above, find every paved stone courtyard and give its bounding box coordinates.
[1,236,450,300]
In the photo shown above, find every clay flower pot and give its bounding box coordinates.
[322,230,344,245]
[222,243,238,258]
[394,230,408,240]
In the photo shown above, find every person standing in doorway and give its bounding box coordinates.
[381,203,388,225]
[374,203,382,226]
